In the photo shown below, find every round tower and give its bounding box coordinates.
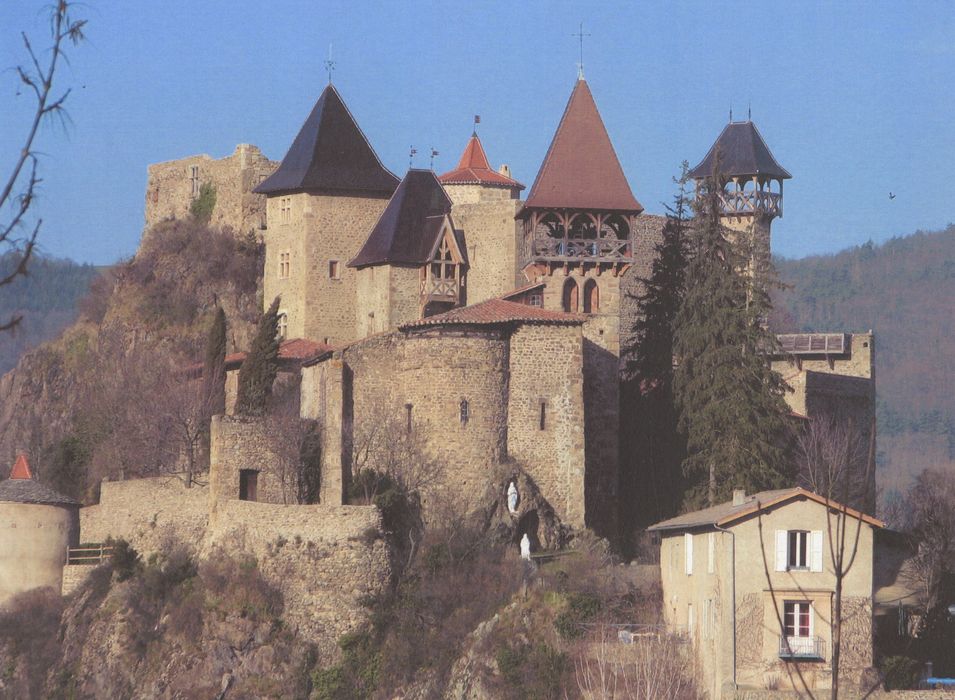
[688,119,791,261]
[0,455,79,605]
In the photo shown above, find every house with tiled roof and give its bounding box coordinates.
[648,487,882,696]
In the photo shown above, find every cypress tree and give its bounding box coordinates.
[672,176,792,508]
[620,163,691,530]
[235,297,281,416]
[202,305,227,417]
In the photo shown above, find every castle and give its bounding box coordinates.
[145,76,876,536]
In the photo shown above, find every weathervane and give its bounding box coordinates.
[324,44,336,85]
[409,146,417,167]
[572,22,591,79]
[473,114,481,136]
[429,147,439,169]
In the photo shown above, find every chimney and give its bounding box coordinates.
[733,489,746,506]
[498,164,511,178]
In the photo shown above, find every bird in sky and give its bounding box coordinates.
[889,192,896,200]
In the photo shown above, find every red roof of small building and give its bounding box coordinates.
[224,338,334,370]
[9,454,32,480]
[438,134,524,189]
[400,298,584,329]
[522,79,642,214]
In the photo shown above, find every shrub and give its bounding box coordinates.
[189,182,216,222]
[881,655,922,690]
[107,537,141,581]
[554,591,602,640]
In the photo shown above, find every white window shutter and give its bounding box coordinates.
[810,530,824,572]
[775,530,788,572]
[685,533,693,575]
[707,532,716,574]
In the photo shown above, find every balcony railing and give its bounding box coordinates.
[718,189,782,217]
[530,237,632,261]
[779,635,826,660]
[420,277,460,303]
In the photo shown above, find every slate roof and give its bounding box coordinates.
[522,79,642,214]
[224,338,333,371]
[253,84,399,196]
[688,121,792,180]
[349,170,455,268]
[647,487,882,532]
[0,455,78,506]
[438,134,524,189]
[399,298,585,329]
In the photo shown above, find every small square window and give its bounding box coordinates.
[329,260,341,280]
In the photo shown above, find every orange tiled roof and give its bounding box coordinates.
[9,454,32,480]
[438,134,524,189]
[400,298,584,329]
[224,338,334,369]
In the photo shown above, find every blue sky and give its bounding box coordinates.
[1,1,953,264]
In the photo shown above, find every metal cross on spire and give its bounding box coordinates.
[324,44,336,85]
[572,22,591,80]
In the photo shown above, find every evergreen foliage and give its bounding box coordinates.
[202,306,227,417]
[189,182,216,223]
[235,297,281,416]
[673,176,792,507]
[620,164,691,530]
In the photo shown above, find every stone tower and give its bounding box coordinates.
[349,169,465,335]
[255,84,399,346]
[517,77,644,537]
[687,120,791,263]
[438,133,525,306]
[0,455,79,604]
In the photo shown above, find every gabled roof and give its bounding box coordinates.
[0,455,78,506]
[253,84,399,197]
[522,79,642,213]
[399,298,584,329]
[438,134,524,189]
[349,170,454,268]
[688,121,792,180]
[224,338,333,371]
[647,487,883,532]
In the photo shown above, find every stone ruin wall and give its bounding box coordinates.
[145,144,277,237]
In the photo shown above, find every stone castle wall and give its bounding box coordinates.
[263,192,390,345]
[145,144,277,236]
[451,198,523,306]
[354,264,420,338]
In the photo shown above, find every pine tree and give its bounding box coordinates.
[620,164,691,531]
[235,297,281,416]
[673,176,792,508]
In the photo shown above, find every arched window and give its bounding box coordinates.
[583,279,599,313]
[562,278,579,313]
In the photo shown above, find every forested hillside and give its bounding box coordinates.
[773,224,955,497]
[0,253,101,375]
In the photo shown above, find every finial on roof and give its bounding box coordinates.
[572,22,591,80]
[409,146,417,168]
[429,147,439,170]
[729,106,733,122]
[748,102,752,121]
[9,454,32,480]
[473,114,480,137]
[324,43,336,85]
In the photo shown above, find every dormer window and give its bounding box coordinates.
[421,223,465,313]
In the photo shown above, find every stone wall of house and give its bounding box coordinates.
[506,323,587,528]
[145,144,277,236]
[262,192,391,346]
[354,264,421,337]
[79,475,209,558]
[203,500,390,658]
[452,199,523,306]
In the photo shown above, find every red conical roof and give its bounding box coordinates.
[523,79,642,213]
[438,134,524,189]
[9,454,32,480]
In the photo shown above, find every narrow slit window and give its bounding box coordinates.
[405,403,413,433]
[460,399,469,426]
[329,260,341,280]
[539,400,547,430]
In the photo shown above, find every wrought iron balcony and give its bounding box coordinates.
[530,237,632,262]
[779,635,826,660]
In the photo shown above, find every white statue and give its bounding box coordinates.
[520,533,531,560]
[507,481,519,514]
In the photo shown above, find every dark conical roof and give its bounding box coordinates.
[523,79,642,213]
[254,84,399,197]
[349,169,455,268]
[0,455,78,506]
[688,121,791,180]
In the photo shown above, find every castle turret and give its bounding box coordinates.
[518,77,644,538]
[349,169,465,333]
[438,133,524,205]
[688,120,791,258]
[255,84,399,345]
[0,455,79,604]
